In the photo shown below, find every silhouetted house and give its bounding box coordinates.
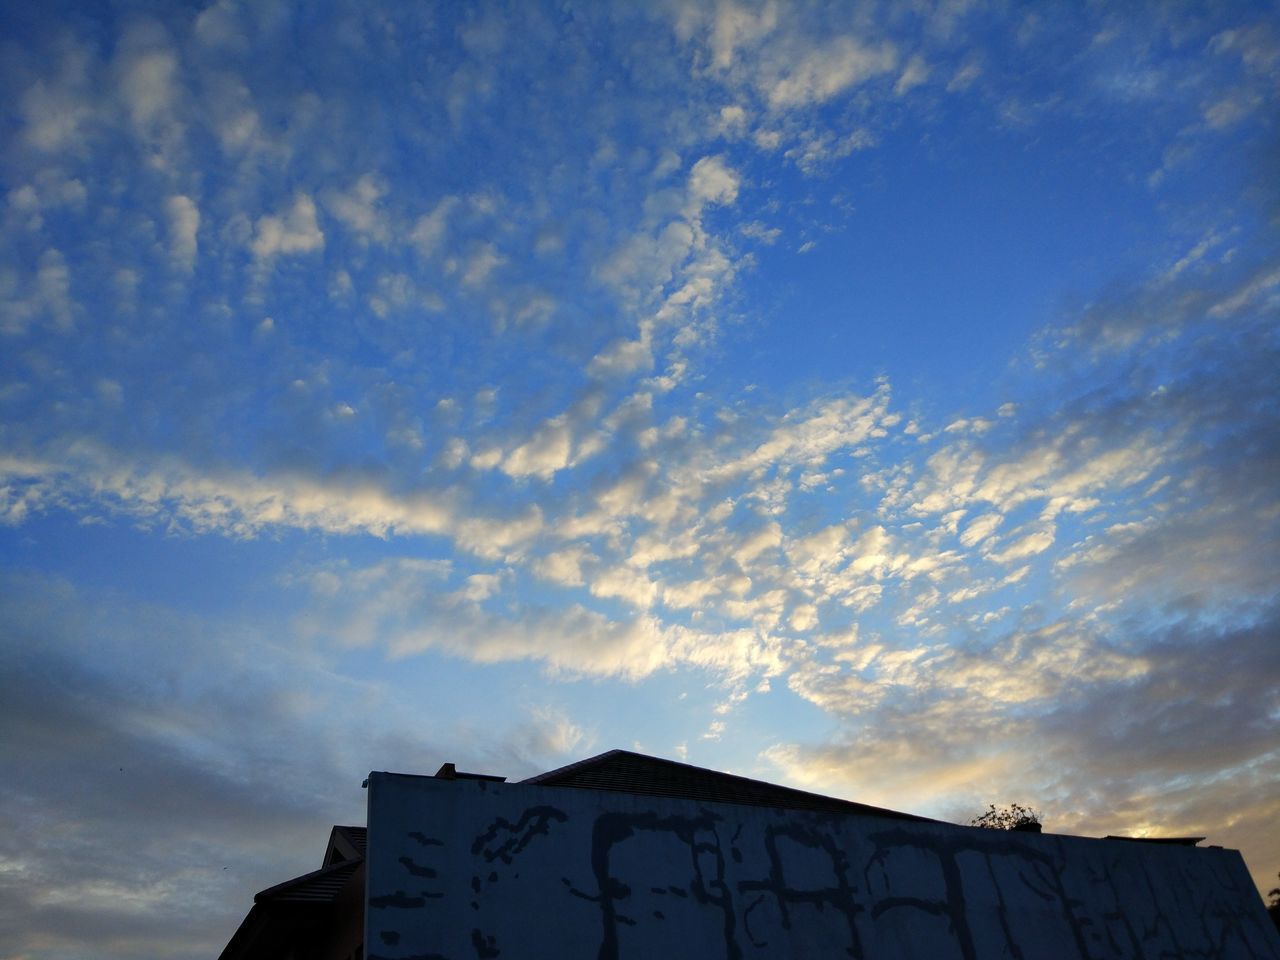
[218,749,1280,959]
[219,825,366,960]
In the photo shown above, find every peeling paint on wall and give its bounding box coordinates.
[365,773,1280,960]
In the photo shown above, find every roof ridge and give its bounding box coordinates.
[520,748,630,783]
[521,748,934,822]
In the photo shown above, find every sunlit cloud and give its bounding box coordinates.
[1,3,1277,956]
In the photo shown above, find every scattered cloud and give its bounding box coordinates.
[250,194,324,261]
[1,6,1277,956]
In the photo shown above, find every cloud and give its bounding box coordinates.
[409,196,459,258]
[0,572,376,958]
[784,128,875,173]
[501,414,574,479]
[588,334,654,379]
[118,38,178,132]
[250,194,324,260]
[0,446,555,565]
[324,174,389,244]
[894,54,930,96]
[2,2,1277,923]
[739,220,781,244]
[165,195,199,271]
[686,154,740,210]
[459,241,505,287]
[765,36,897,109]
[986,523,1054,565]
[0,568,597,959]
[710,388,892,481]
[19,40,97,152]
[947,57,982,92]
[958,511,1002,548]
[111,20,188,169]
[0,247,75,334]
[297,558,671,678]
[706,1,779,70]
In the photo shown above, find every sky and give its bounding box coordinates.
[1,0,1278,956]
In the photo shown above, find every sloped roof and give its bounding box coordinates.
[254,857,362,904]
[220,856,365,960]
[522,749,934,822]
[323,824,366,866]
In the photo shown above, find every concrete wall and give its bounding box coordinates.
[365,772,1280,960]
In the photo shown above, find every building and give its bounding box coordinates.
[219,749,1280,959]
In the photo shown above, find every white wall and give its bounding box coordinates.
[365,773,1279,959]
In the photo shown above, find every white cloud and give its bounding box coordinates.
[1,249,75,334]
[590,564,658,609]
[459,242,505,287]
[947,57,982,92]
[958,512,1002,548]
[766,36,897,109]
[731,521,783,568]
[111,22,188,169]
[707,1,779,70]
[501,415,574,480]
[20,47,95,152]
[533,547,589,587]
[686,155,740,211]
[784,128,875,173]
[710,389,890,481]
[985,525,1055,564]
[789,603,818,631]
[0,447,555,566]
[588,335,653,379]
[119,46,178,133]
[894,54,930,95]
[324,174,389,243]
[250,194,324,260]
[739,220,781,244]
[165,195,199,271]
[787,523,850,575]
[409,195,460,259]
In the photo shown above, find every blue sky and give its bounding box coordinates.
[1,1,1278,955]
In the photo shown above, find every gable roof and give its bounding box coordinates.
[323,825,366,866]
[522,749,935,822]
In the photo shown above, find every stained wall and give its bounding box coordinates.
[364,772,1280,960]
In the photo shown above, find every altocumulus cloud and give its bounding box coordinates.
[0,2,1278,957]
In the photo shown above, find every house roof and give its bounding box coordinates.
[522,749,935,822]
[254,857,363,904]
[1104,835,1205,846]
[323,824,366,866]
[220,856,365,960]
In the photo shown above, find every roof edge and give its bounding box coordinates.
[523,748,935,823]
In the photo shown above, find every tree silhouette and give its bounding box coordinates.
[969,803,1042,831]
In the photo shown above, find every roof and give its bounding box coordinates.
[1104,835,1205,846]
[522,749,935,822]
[323,824,366,866]
[220,855,365,960]
[254,858,362,904]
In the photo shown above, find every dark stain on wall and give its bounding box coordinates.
[471,805,569,865]
[368,790,1280,960]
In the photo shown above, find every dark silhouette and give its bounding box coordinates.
[969,803,1042,831]
[1268,872,1280,933]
